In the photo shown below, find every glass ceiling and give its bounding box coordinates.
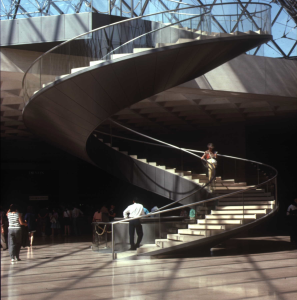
[1,0,296,58]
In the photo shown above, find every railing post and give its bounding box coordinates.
[181,150,183,172]
[112,223,115,260]
[105,226,108,248]
[131,0,133,18]
[109,0,111,15]
[110,124,112,147]
[242,191,244,223]
[275,177,278,208]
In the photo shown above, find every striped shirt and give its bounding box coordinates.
[8,212,21,229]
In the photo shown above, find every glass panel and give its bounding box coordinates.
[92,222,112,251]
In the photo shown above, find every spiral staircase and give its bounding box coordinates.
[90,133,276,256]
[22,4,278,257]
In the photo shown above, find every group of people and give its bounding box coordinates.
[93,204,116,222]
[0,203,87,262]
[180,207,196,220]
[34,204,84,237]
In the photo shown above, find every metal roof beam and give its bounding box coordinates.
[18,5,32,18]
[271,40,288,57]
[13,0,21,19]
[50,1,64,14]
[287,41,297,57]
[196,0,227,33]
[140,0,150,15]
[231,0,252,33]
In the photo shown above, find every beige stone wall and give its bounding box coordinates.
[182,54,297,98]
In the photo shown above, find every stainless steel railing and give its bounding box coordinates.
[92,120,278,259]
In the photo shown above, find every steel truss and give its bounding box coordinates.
[0,0,296,59]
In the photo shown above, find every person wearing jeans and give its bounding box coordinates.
[123,197,145,250]
[7,204,27,262]
[128,219,143,250]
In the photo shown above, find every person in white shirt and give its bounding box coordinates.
[123,197,145,250]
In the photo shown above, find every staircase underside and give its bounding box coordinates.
[23,34,275,257]
[23,34,271,165]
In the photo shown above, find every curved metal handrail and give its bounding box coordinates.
[101,121,278,258]
[94,126,278,172]
[21,0,274,257]
[107,119,217,197]
[22,1,272,98]
[102,11,210,60]
[97,120,277,213]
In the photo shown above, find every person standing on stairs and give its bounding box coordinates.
[123,197,145,250]
[202,143,218,193]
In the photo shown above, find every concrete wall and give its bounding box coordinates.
[183,54,297,98]
[0,13,93,46]
[0,12,199,47]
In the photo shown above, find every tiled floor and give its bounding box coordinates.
[1,235,297,300]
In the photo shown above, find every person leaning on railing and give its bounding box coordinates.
[201,143,218,192]
[123,197,145,251]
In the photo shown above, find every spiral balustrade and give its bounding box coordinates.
[21,3,276,257]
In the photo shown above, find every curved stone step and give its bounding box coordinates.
[137,158,147,163]
[198,219,242,225]
[215,182,247,187]
[215,186,255,190]
[206,214,257,220]
[216,205,273,210]
[55,74,70,80]
[189,224,238,230]
[155,239,183,248]
[133,48,154,53]
[218,200,275,205]
[211,209,267,214]
[90,60,105,66]
[219,196,274,200]
[216,189,264,194]
[167,234,205,242]
[111,53,132,60]
[137,244,159,254]
[71,66,88,74]
[178,229,210,236]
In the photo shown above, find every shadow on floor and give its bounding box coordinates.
[155,234,297,259]
[210,235,297,257]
